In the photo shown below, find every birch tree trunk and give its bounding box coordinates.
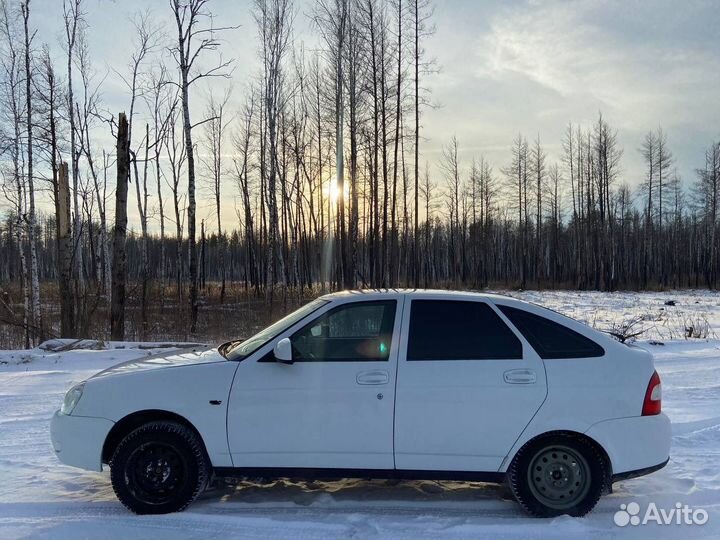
[64,0,85,318]
[22,0,41,342]
[172,0,234,328]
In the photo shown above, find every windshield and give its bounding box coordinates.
[223,298,328,360]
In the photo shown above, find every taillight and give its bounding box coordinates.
[642,370,662,416]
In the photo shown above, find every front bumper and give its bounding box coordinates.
[50,410,115,472]
[585,412,671,477]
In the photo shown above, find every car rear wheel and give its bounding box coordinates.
[110,421,209,514]
[508,434,606,517]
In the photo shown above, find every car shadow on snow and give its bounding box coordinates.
[198,477,516,510]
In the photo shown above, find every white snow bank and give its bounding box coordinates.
[503,289,720,341]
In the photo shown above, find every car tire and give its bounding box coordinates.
[110,421,209,515]
[508,434,606,517]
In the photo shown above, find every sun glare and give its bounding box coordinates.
[324,177,349,205]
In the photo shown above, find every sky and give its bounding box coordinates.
[14,0,720,230]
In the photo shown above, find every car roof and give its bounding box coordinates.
[320,289,524,304]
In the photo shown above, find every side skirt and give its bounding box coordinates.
[213,467,506,484]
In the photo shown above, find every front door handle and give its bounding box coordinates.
[356,370,389,385]
[503,369,537,384]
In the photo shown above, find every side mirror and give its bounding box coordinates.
[273,337,293,364]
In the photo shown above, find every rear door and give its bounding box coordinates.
[394,296,547,472]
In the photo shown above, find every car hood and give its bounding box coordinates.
[89,346,225,379]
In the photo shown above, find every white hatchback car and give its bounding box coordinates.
[51,290,670,517]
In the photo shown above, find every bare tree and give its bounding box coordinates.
[164,97,187,301]
[232,92,258,292]
[133,123,150,339]
[529,135,545,285]
[357,0,381,286]
[344,1,362,288]
[74,27,107,295]
[655,127,673,285]
[110,112,129,340]
[419,161,435,285]
[389,0,403,287]
[123,13,160,339]
[313,0,348,287]
[640,130,656,286]
[145,64,175,309]
[202,88,232,302]
[37,46,74,336]
[0,0,30,345]
[409,0,433,287]
[547,162,562,284]
[170,0,235,331]
[441,135,461,282]
[254,0,292,301]
[21,0,41,341]
[504,134,528,288]
[63,0,85,317]
[695,141,720,287]
[656,128,673,230]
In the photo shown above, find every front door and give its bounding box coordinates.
[227,296,404,469]
[394,297,547,472]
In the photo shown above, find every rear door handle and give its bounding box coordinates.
[503,369,537,384]
[356,370,389,385]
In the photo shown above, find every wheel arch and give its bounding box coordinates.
[102,409,208,464]
[506,429,613,489]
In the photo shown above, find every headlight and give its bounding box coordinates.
[61,383,85,415]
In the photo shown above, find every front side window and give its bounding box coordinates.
[291,300,396,362]
[407,300,522,360]
[498,305,605,359]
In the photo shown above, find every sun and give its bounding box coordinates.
[324,176,349,205]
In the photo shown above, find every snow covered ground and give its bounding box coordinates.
[1,291,720,539]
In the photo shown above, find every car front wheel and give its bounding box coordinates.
[110,421,209,514]
[508,434,606,517]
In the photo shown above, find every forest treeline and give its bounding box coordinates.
[1,0,719,347]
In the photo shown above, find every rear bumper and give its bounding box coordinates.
[585,413,671,477]
[50,409,114,472]
[613,457,669,482]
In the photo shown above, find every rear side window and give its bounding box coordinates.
[407,300,522,360]
[498,305,605,359]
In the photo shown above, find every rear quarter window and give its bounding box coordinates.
[498,305,605,359]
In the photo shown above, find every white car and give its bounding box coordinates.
[51,290,670,517]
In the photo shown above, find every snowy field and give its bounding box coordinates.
[1,290,720,539]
